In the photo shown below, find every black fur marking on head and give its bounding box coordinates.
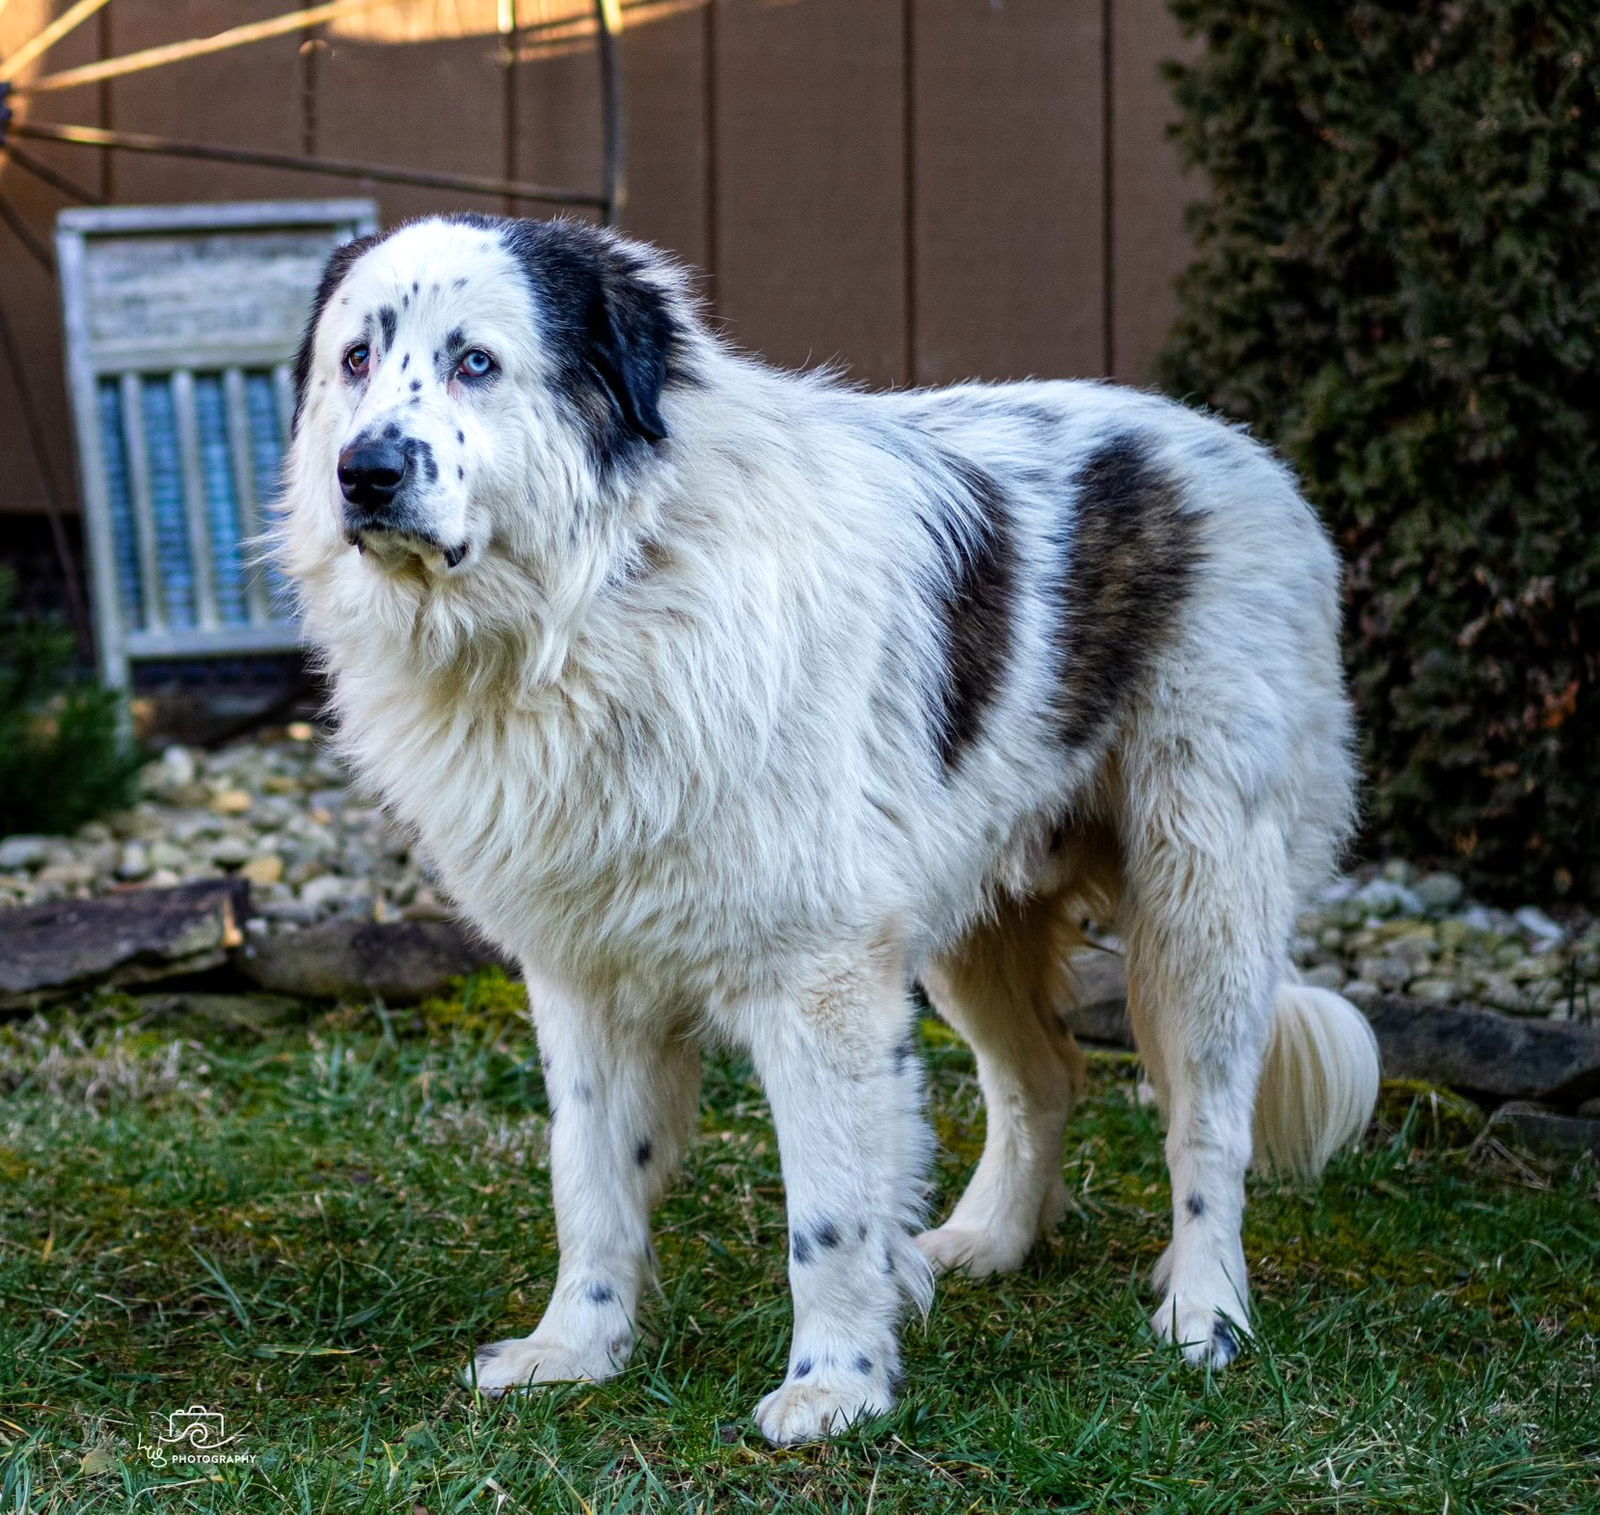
[916,451,1018,773]
[585,1282,616,1305]
[399,437,437,486]
[453,276,467,288]
[456,429,465,444]
[377,305,397,350]
[854,1355,872,1374]
[791,1230,813,1266]
[457,466,465,481]
[1186,1193,1206,1219]
[814,1220,841,1250]
[794,1358,812,1378]
[452,214,693,482]
[410,378,421,392]
[1054,434,1201,752]
[574,1080,594,1104]
[857,1221,868,1241]
[882,1243,895,1276]
[400,352,409,372]
[291,230,389,429]
[383,422,400,440]
[635,1139,653,1166]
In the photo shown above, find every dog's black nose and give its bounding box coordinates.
[338,438,408,510]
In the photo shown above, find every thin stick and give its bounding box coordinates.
[0,189,52,272]
[12,120,608,207]
[4,142,107,203]
[9,0,384,93]
[0,0,114,83]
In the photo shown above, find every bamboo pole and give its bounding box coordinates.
[8,0,386,92]
[0,0,115,84]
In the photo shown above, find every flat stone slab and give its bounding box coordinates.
[234,918,505,1003]
[1488,1102,1600,1157]
[0,879,250,1007]
[1060,954,1600,1107]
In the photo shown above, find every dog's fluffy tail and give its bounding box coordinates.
[1253,982,1381,1180]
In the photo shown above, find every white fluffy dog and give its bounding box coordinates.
[278,214,1380,1444]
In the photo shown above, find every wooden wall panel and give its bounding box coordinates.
[510,2,603,228]
[1109,0,1200,381]
[314,2,510,225]
[911,0,1105,386]
[0,0,108,516]
[105,1,309,204]
[616,0,708,270]
[711,0,906,387]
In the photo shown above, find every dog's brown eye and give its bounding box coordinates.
[458,349,495,379]
[344,344,370,376]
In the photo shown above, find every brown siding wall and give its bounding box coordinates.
[0,0,1200,517]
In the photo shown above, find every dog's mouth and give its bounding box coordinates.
[347,527,469,572]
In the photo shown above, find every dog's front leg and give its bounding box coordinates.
[746,947,934,1444]
[469,971,700,1395]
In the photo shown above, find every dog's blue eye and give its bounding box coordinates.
[344,344,370,376]
[458,349,495,379]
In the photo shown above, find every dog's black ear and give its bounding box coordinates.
[584,256,672,445]
[291,232,385,432]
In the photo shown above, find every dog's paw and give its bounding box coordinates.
[914,1224,1031,1278]
[754,1373,894,1445]
[1150,1296,1247,1370]
[465,1334,626,1396]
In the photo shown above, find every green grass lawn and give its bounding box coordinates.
[1,974,1596,1513]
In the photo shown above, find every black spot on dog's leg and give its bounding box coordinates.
[854,1355,872,1374]
[457,466,464,481]
[377,305,397,349]
[456,430,465,445]
[573,1080,593,1104]
[1186,1193,1206,1219]
[1211,1319,1239,1367]
[400,353,409,372]
[635,1139,652,1167]
[791,1231,813,1266]
[814,1220,841,1250]
[383,422,399,440]
[793,1358,812,1379]
[585,1282,616,1305]
[882,1243,896,1276]
[1053,434,1201,752]
[858,1221,868,1241]
[410,379,421,393]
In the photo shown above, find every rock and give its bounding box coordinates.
[0,879,252,1006]
[1318,927,1344,952]
[211,789,254,816]
[161,744,197,787]
[402,887,456,923]
[1487,1102,1600,1158]
[1300,963,1346,992]
[1360,955,1411,992]
[210,835,255,868]
[1363,997,1600,1103]
[115,842,153,882]
[287,721,315,742]
[1341,979,1380,1006]
[1578,1096,1600,1119]
[1351,878,1424,918]
[133,990,309,1030]
[1514,906,1565,944]
[1380,859,1415,885]
[149,840,188,872]
[36,860,95,890]
[299,875,373,913]
[1414,871,1465,912]
[240,855,285,887]
[234,918,507,1002]
[0,835,52,872]
[1406,977,1458,1005]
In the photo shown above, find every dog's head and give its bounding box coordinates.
[285,214,693,580]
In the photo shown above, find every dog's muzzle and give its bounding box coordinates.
[338,436,466,568]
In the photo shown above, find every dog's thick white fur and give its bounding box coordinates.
[278,214,1380,1444]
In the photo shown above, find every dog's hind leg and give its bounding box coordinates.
[468,969,700,1395]
[746,932,935,1444]
[1119,762,1291,1369]
[914,889,1088,1278]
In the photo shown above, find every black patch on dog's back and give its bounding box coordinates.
[449,213,695,484]
[918,454,1018,773]
[1054,434,1200,751]
[291,230,390,430]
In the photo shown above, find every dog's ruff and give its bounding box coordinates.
[279,214,1380,1444]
